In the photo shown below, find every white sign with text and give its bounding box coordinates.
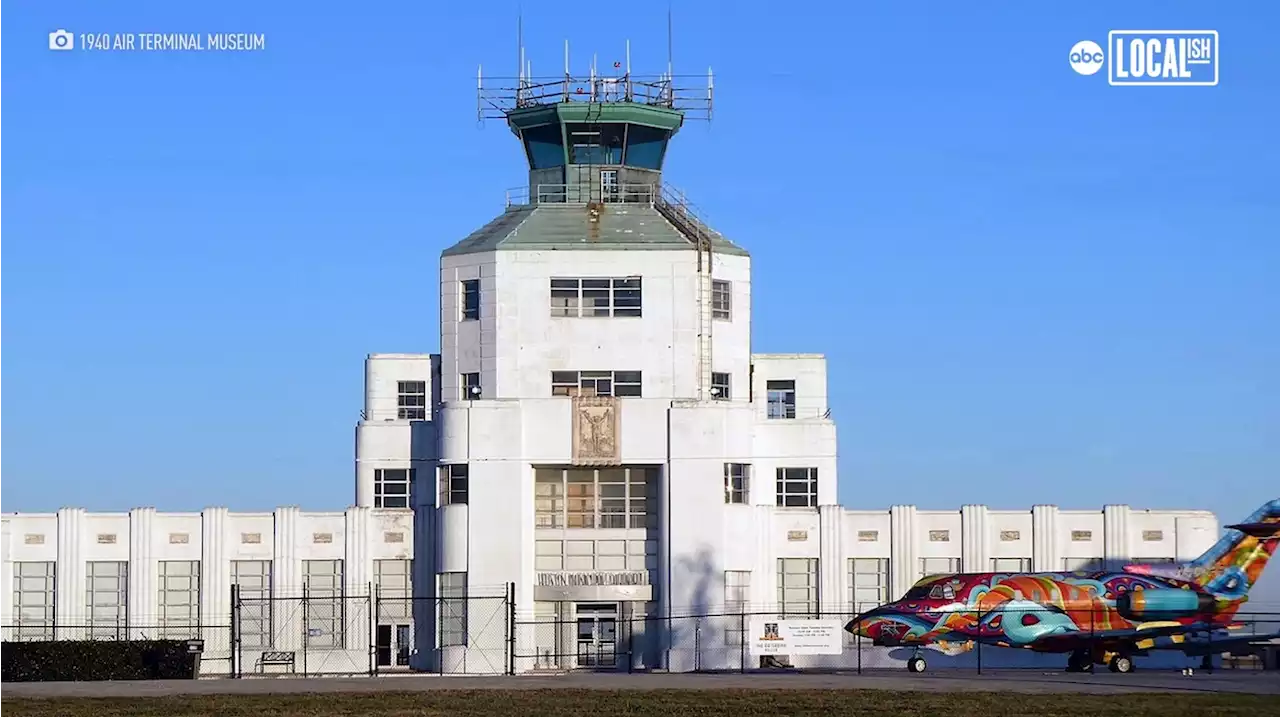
[748,618,844,655]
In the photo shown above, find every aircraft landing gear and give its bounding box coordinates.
[906,649,927,674]
[1108,654,1135,674]
[1066,649,1093,673]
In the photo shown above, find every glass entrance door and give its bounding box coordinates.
[395,624,412,666]
[376,623,412,667]
[575,602,618,668]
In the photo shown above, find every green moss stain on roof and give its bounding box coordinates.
[440,204,748,257]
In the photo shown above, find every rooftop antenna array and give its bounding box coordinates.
[476,10,719,402]
[477,11,714,122]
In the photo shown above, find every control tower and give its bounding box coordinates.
[479,47,712,206]
[461,47,745,403]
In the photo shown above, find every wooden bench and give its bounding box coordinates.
[257,650,296,673]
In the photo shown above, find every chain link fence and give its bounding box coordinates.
[228,583,514,677]
[5,600,1275,676]
[510,604,1280,674]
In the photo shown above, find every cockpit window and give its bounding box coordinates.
[902,585,933,600]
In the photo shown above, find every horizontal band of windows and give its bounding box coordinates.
[550,370,642,397]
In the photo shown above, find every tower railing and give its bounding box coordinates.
[505,183,657,207]
[479,73,712,120]
[502,181,720,245]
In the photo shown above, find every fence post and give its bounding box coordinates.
[856,619,862,675]
[302,584,309,677]
[696,619,706,676]
[506,582,516,675]
[739,611,746,673]
[370,583,378,677]
[230,583,241,679]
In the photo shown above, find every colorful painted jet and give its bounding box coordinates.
[845,499,1280,674]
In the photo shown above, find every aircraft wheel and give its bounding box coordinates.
[1108,655,1134,674]
[907,656,927,673]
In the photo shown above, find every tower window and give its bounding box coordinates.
[775,467,818,507]
[766,380,796,419]
[712,280,732,320]
[567,123,625,164]
[550,277,642,317]
[550,370,642,397]
[397,381,427,420]
[522,124,565,169]
[624,124,669,170]
[724,463,749,504]
[460,372,481,400]
[440,464,469,505]
[461,280,480,321]
[711,372,731,400]
[374,468,412,508]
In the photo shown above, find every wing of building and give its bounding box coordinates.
[1,75,1223,676]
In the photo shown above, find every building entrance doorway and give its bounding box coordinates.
[575,602,618,668]
[375,623,412,667]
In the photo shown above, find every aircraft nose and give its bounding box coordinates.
[845,606,887,636]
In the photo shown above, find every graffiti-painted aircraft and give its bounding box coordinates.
[846,499,1280,674]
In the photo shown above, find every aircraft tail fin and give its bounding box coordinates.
[1183,499,1280,600]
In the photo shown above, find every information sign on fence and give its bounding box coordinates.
[748,617,844,655]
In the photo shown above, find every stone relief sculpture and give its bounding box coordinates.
[572,395,620,465]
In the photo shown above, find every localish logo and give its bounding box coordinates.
[1108,30,1218,86]
[1070,31,1219,86]
[1069,40,1105,75]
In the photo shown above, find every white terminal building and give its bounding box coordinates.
[2,71,1220,675]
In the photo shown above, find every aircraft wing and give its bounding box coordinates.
[1029,622,1280,654]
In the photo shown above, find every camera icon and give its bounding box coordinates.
[49,29,74,51]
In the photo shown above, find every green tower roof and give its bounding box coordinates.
[442,203,748,257]
[450,69,736,258]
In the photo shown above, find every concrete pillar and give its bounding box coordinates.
[889,505,916,598]
[273,506,301,652]
[960,504,988,573]
[1031,504,1058,572]
[55,508,87,636]
[1103,504,1131,569]
[818,505,842,614]
[127,507,157,637]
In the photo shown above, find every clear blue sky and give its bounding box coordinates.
[3,1,1277,597]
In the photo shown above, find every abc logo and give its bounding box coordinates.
[1070,40,1105,75]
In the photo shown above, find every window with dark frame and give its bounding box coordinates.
[549,370,642,397]
[460,372,481,400]
[711,372,731,400]
[374,468,412,508]
[534,466,657,529]
[461,279,480,321]
[440,464,469,505]
[766,379,796,419]
[724,463,749,504]
[775,467,818,507]
[397,381,427,420]
[712,279,731,320]
[550,277,642,317]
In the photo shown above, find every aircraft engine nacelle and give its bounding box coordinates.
[1115,588,1214,620]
